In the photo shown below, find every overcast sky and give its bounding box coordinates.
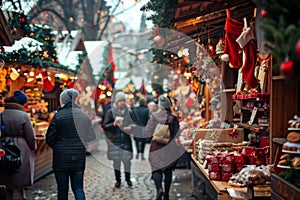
[108,0,153,31]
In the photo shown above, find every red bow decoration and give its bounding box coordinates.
[0,149,5,157]
[229,128,239,138]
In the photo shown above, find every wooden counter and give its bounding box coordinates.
[191,154,231,200]
[34,139,53,181]
[191,155,271,200]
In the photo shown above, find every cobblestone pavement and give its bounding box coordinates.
[25,139,196,200]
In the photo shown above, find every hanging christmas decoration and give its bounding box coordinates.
[261,9,267,18]
[41,71,54,92]
[280,60,294,78]
[153,35,165,47]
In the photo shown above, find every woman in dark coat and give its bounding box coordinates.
[0,90,36,200]
[145,95,183,200]
[102,91,134,188]
[46,89,95,200]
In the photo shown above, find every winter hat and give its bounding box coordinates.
[13,90,28,105]
[158,95,171,109]
[60,89,79,104]
[115,91,126,103]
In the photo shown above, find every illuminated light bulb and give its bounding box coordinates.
[29,71,35,77]
[107,91,112,96]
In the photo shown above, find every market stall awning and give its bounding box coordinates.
[168,0,256,50]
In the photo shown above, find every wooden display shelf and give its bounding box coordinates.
[237,123,260,133]
[242,107,265,112]
[271,173,300,200]
[272,137,287,145]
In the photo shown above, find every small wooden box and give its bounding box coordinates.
[271,173,300,200]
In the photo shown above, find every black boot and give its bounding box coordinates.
[163,193,169,200]
[114,170,121,188]
[125,172,132,187]
[153,171,164,200]
[141,153,146,160]
[156,188,164,200]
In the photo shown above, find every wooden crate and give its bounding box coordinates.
[193,128,244,143]
[193,128,244,157]
[271,173,300,200]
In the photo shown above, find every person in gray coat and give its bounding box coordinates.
[0,90,36,200]
[46,89,95,200]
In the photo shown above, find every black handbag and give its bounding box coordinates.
[0,113,22,173]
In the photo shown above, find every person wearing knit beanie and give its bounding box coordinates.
[60,89,79,105]
[158,95,171,109]
[13,90,28,105]
[114,91,126,103]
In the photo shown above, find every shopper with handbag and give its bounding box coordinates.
[46,89,96,200]
[145,95,182,200]
[0,90,36,200]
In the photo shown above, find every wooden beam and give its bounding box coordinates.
[0,10,14,46]
[173,0,252,23]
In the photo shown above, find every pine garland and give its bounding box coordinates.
[0,12,81,73]
[254,0,300,76]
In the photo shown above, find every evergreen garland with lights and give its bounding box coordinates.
[0,12,79,73]
[141,0,177,95]
[254,0,300,78]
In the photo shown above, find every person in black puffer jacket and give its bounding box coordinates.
[102,91,135,188]
[46,89,95,200]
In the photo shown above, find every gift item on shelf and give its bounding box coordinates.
[195,139,250,162]
[288,115,300,130]
[228,165,272,187]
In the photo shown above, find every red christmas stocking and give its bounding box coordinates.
[224,17,243,68]
[236,27,258,89]
[41,71,54,92]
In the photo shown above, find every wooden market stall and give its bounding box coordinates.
[146,0,299,199]
[0,23,100,180]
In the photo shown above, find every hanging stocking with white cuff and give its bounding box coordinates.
[236,26,258,89]
[223,10,243,68]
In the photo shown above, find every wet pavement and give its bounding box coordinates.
[25,138,196,200]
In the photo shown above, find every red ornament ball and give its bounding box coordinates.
[43,55,49,59]
[13,28,18,33]
[261,9,267,18]
[20,18,25,23]
[280,60,294,78]
[29,33,35,37]
[296,39,300,58]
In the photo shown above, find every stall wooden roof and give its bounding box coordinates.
[168,0,256,50]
